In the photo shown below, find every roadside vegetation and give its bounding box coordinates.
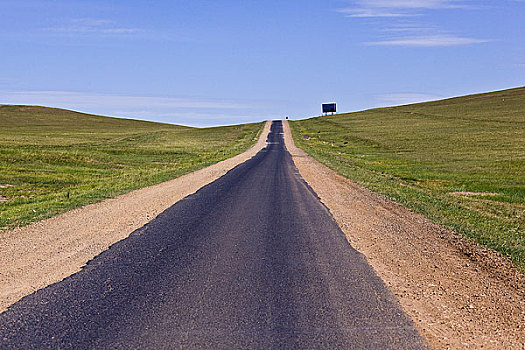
[290,87,525,271]
[0,105,263,230]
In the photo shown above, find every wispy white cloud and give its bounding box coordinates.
[366,34,489,47]
[360,0,470,9]
[337,8,417,18]
[0,90,250,110]
[375,92,443,106]
[0,90,278,127]
[379,22,436,33]
[338,1,487,47]
[338,0,474,17]
[110,110,273,127]
[42,18,142,36]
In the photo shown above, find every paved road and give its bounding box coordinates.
[0,121,427,349]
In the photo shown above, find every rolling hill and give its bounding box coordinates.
[0,105,263,229]
[290,87,525,270]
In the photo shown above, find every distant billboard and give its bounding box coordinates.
[322,103,336,114]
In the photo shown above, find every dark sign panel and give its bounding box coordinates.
[322,103,336,113]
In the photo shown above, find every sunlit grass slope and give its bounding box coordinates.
[0,105,263,230]
[290,87,525,270]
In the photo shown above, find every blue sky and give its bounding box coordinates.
[1,0,524,126]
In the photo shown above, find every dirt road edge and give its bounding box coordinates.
[282,121,524,350]
[0,121,271,313]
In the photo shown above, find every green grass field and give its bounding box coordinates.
[290,87,525,270]
[0,105,263,230]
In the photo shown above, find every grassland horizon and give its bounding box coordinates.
[2,86,524,272]
[290,86,525,271]
[0,105,263,230]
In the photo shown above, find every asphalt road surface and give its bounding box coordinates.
[0,121,427,349]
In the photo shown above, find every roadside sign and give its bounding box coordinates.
[322,103,336,115]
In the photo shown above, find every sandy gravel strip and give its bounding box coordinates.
[0,121,271,313]
[283,121,524,350]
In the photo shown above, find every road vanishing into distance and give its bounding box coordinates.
[0,122,427,349]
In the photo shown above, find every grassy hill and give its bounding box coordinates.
[0,105,263,230]
[290,87,525,270]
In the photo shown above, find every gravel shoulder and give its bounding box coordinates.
[0,121,271,313]
[283,121,525,350]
